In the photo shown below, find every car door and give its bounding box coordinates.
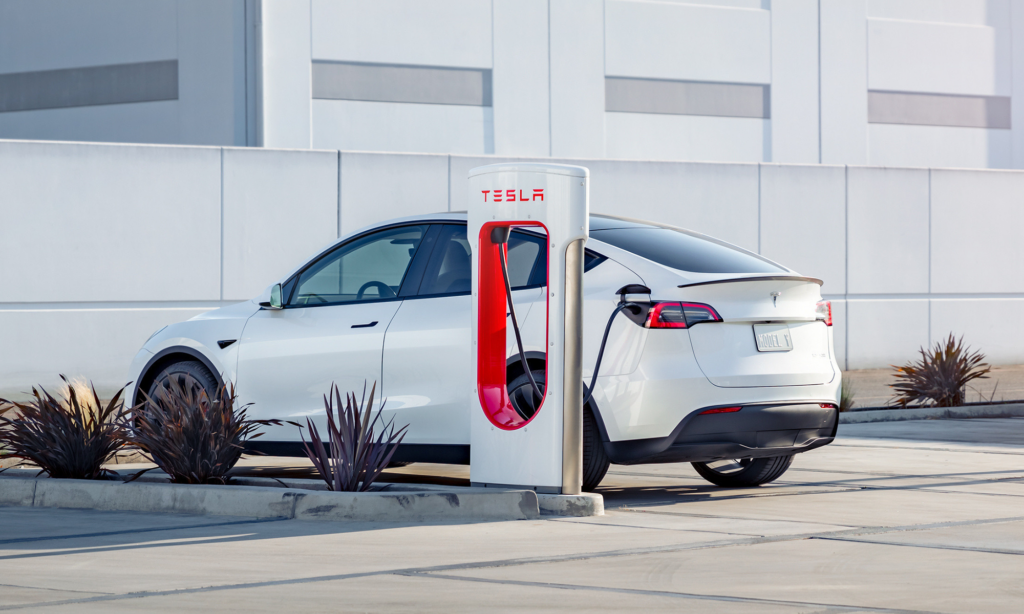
[380,224,545,446]
[236,224,431,439]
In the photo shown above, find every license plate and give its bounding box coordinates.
[753,323,793,352]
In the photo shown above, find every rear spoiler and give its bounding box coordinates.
[678,276,823,289]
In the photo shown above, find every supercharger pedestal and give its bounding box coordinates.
[468,163,589,495]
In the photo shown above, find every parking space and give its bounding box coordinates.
[2,418,1022,612]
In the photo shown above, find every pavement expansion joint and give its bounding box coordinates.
[0,582,113,597]
[400,572,943,614]
[601,485,865,507]
[613,507,861,527]
[551,517,770,537]
[813,535,1024,556]
[832,441,1024,455]
[0,516,287,546]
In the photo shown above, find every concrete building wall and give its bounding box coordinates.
[2,139,1021,399]
[0,0,251,146]
[4,1,1023,169]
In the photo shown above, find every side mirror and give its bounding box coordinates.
[260,284,284,310]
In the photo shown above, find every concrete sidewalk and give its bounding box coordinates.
[2,418,1022,612]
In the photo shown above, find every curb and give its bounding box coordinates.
[0,477,540,522]
[222,476,604,517]
[839,402,1024,424]
[538,492,604,516]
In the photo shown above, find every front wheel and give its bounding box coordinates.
[691,455,793,487]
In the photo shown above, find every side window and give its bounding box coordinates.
[417,225,546,296]
[506,230,546,288]
[417,225,472,295]
[287,225,427,306]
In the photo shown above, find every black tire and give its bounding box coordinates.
[146,360,219,402]
[508,369,610,492]
[691,455,794,487]
[581,405,610,491]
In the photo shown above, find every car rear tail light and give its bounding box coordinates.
[700,406,742,415]
[645,303,687,328]
[820,403,836,409]
[815,300,832,326]
[645,302,722,329]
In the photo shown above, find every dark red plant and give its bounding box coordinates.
[0,376,129,479]
[300,382,407,492]
[130,375,283,484]
[890,334,990,408]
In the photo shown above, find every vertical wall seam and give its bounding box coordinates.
[344,150,348,237]
[548,0,553,157]
[602,0,608,157]
[491,0,495,154]
[337,151,342,237]
[243,0,249,147]
[757,163,762,253]
[219,148,225,301]
[844,164,849,371]
[308,0,314,148]
[447,155,452,211]
[817,0,822,164]
[927,168,932,347]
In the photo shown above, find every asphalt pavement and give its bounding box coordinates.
[1,418,1022,612]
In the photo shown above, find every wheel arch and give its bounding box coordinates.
[503,353,613,445]
[134,346,225,406]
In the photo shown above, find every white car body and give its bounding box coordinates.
[126,213,841,473]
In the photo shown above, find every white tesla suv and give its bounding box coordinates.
[126,213,840,491]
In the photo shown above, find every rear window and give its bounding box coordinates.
[590,228,784,274]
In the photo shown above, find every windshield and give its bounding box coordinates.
[590,227,784,274]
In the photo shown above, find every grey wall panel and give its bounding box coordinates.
[0,60,178,113]
[605,77,769,118]
[0,139,220,302]
[868,91,1011,129]
[312,61,491,107]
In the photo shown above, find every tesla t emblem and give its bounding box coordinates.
[771,291,781,307]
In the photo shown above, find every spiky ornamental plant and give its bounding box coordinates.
[301,382,407,492]
[890,334,991,408]
[129,375,283,484]
[0,376,129,479]
[839,381,856,413]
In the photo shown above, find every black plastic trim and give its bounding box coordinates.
[677,275,824,289]
[246,441,471,465]
[217,339,237,349]
[604,400,839,465]
[398,224,442,297]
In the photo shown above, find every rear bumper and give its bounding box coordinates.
[604,402,838,465]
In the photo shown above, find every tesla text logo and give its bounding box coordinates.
[481,189,544,202]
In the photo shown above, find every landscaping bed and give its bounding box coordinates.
[839,402,1024,424]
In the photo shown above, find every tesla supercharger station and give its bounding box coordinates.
[468,163,589,495]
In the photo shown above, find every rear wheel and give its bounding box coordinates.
[691,455,793,487]
[508,369,610,492]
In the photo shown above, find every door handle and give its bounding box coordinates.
[351,321,378,329]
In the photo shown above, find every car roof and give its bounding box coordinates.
[279,211,790,292]
[381,211,662,230]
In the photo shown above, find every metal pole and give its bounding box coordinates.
[561,238,585,495]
